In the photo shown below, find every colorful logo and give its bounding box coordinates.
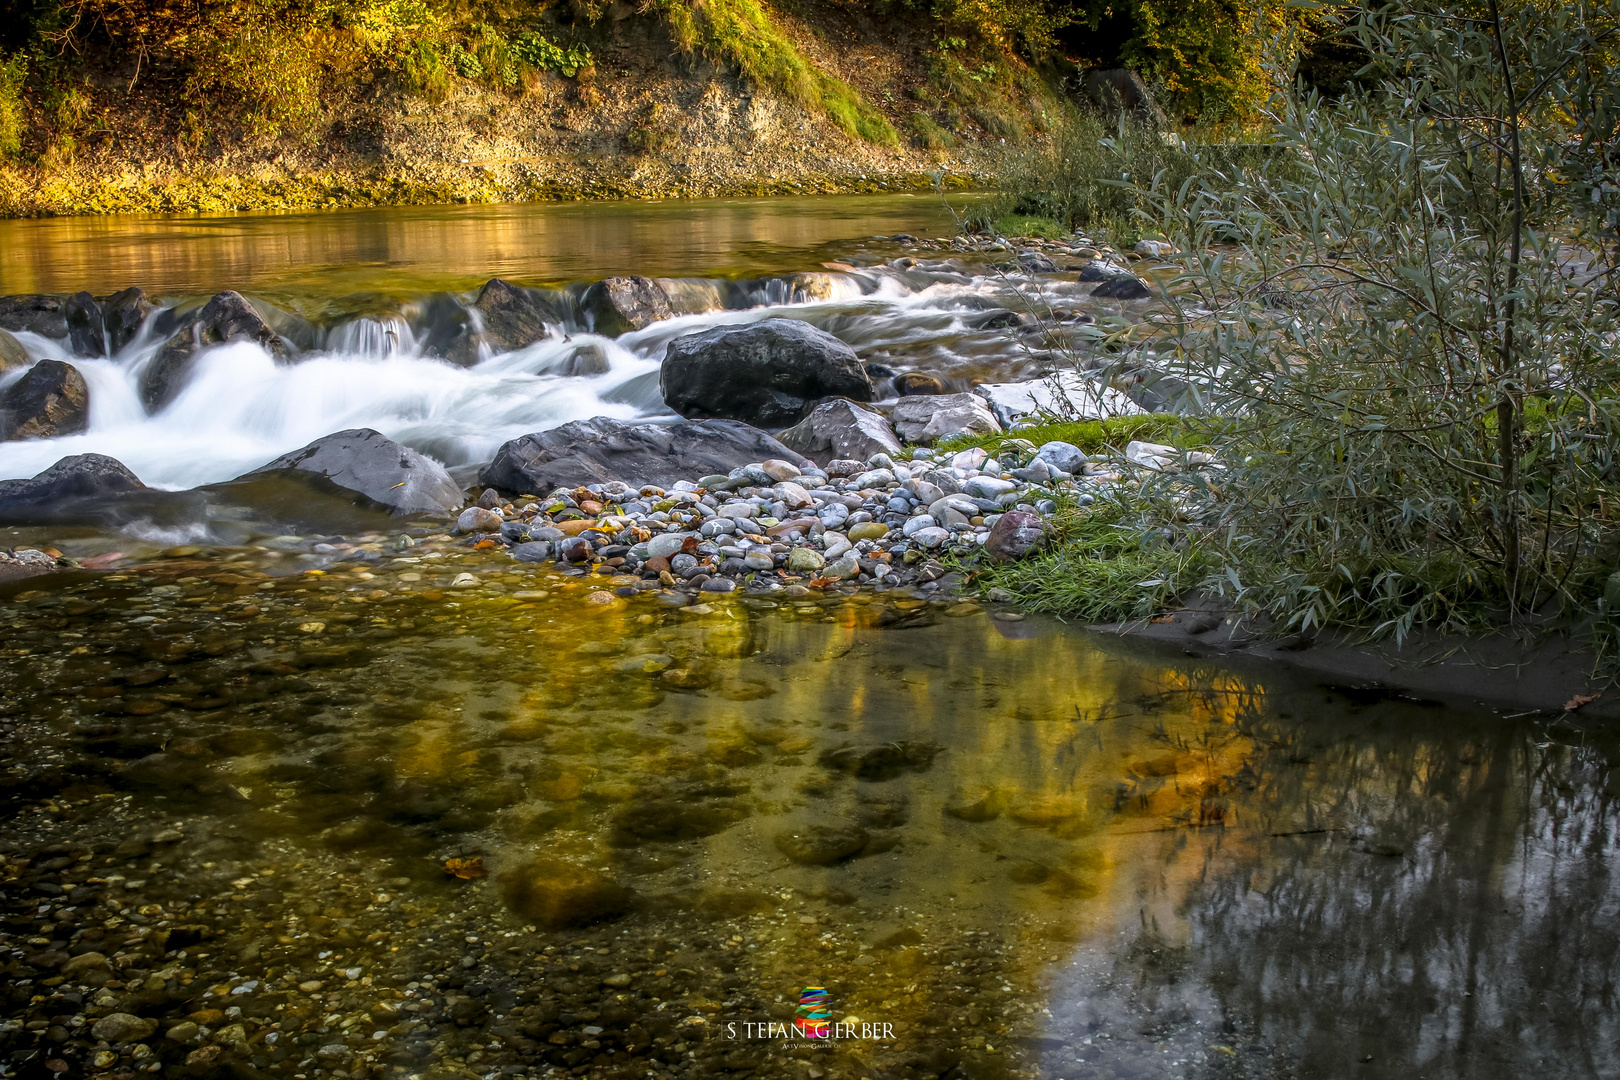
[793,987,832,1038]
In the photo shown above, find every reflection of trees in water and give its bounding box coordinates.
[1178,702,1620,1079]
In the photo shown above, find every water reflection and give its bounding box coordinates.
[0,559,1615,1080]
[0,195,966,299]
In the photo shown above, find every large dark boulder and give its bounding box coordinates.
[412,293,481,367]
[140,291,289,411]
[65,293,104,357]
[1090,275,1153,300]
[0,329,28,371]
[103,288,157,355]
[581,276,674,336]
[0,295,69,339]
[2,360,89,440]
[660,318,872,428]
[480,416,809,493]
[243,428,464,516]
[0,454,144,518]
[474,278,559,352]
[777,398,901,464]
[1082,69,1167,126]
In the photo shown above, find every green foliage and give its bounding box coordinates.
[936,414,1195,457]
[908,111,957,149]
[1148,0,1620,642]
[648,0,898,145]
[0,55,26,160]
[511,32,592,77]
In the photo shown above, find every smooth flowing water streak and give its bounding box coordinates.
[0,259,1124,490]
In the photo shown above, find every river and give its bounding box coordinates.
[0,196,1616,1080]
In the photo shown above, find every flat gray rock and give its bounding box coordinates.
[246,428,463,516]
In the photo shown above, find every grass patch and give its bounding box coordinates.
[970,499,1206,623]
[992,213,1066,239]
[908,112,956,150]
[933,415,1200,458]
[650,0,897,145]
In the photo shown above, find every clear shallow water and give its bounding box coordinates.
[0,547,1616,1080]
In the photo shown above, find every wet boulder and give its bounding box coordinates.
[777,398,902,465]
[661,318,872,428]
[890,392,1002,445]
[474,278,559,352]
[894,371,947,396]
[141,291,290,411]
[499,856,631,929]
[1,359,90,440]
[65,292,104,356]
[984,510,1048,563]
[243,428,464,516]
[413,293,482,367]
[0,454,145,521]
[0,294,69,339]
[0,328,29,371]
[103,287,157,355]
[1090,274,1154,300]
[581,276,674,336]
[0,548,58,583]
[480,416,809,492]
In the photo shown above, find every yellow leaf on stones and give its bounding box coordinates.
[443,857,487,880]
[299,622,326,634]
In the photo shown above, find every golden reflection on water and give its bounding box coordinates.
[0,195,965,299]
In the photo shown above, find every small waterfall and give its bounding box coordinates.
[0,260,1128,489]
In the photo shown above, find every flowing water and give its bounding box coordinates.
[1,197,1618,1080]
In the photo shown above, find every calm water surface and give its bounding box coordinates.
[0,196,968,299]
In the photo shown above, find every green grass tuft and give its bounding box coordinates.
[933,415,1201,458]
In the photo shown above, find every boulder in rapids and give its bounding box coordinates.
[0,294,69,339]
[480,416,809,492]
[141,291,290,412]
[103,287,157,355]
[2,359,90,441]
[65,292,104,357]
[1090,274,1154,300]
[581,275,674,336]
[660,318,872,428]
[0,454,145,520]
[777,398,902,465]
[474,278,559,352]
[244,428,464,516]
[890,392,1002,445]
[0,329,28,372]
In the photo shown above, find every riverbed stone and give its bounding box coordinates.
[777,398,902,464]
[499,856,631,928]
[774,823,870,865]
[647,532,693,558]
[661,318,872,427]
[582,276,674,335]
[2,359,89,440]
[456,506,503,533]
[786,548,826,573]
[141,291,289,411]
[480,416,808,492]
[0,329,28,371]
[91,1013,157,1043]
[244,428,464,516]
[985,510,1048,562]
[848,522,890,542]
[890,393,1001,445]
[1037,440,1088,474]
[1090,273,1154,300]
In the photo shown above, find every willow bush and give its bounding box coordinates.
[1146,0,1620,642]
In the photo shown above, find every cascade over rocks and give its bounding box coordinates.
[777,398,902,464]
[473,278,559,352]
[141,291,290,411]
[890,393,1002,445]
[480,416,808,492]
[0,454,144,520]
[660,318,872,427]
[581,276,674,336]
[0,329,28,371]
[2,359,89,441]
[243,428,465,516]
[0,295,69,339]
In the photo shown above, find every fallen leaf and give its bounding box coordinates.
[1565,692,1601,711]
[472,539,498,550]
[443,857,487,880]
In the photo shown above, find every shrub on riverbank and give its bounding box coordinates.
[983,0,1620,651]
